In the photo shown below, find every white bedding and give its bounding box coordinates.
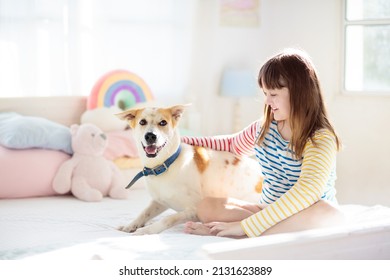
[0,186,228,260]
[1,185,390,260]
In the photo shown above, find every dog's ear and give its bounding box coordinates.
[115,109,138,121]
[115,109,139,128]
[170,104,191,121]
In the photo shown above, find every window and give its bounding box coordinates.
[0,0,195,100]
[343,0,390,94]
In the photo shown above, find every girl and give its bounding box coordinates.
[182,49,344,238]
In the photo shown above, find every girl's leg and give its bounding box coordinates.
[196,197,262,223]
[185,198,345,236]
[261,200,345,235]
[184,197,261,235]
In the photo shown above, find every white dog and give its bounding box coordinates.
[116,105,262,235]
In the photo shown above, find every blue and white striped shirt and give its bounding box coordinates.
[256,121,337,205]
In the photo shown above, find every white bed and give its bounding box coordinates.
[0,186,227,260]
[1,186,390,260]
[1,97,390,260]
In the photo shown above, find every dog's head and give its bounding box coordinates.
[116,104,188,159]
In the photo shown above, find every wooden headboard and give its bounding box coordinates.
[0,96,87,126]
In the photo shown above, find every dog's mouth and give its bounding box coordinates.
[142,142,166,158]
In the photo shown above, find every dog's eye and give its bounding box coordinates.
[139,119,147,126]
[159,120,167,126]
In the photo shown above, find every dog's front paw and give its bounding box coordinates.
[132,226,155,235]
[132,223,165,235]
[117,223,142,233]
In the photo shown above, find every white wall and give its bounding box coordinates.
[187,0,390,206]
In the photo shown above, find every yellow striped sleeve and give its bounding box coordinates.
[241,130,337,237]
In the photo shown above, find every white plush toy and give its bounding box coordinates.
[80,106,128,132]
[52,123,128,202]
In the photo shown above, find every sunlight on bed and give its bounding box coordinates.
[24,235,172,260]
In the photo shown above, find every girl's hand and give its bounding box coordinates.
[206,221,246,238]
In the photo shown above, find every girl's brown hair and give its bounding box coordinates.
[256,49,340,159]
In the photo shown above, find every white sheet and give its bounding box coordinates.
[0,187,227,260]
[203,207,390,259]
[1,186,390,260]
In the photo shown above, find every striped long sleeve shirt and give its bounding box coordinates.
[181,120,338,237]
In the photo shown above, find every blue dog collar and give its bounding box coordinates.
[125,145,182,189]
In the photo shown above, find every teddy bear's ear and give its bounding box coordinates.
[70,124,79,136]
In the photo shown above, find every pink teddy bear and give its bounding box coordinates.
[53,123,128,201]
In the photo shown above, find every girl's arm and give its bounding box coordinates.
[181,120,260,156]
[241,130,338,237]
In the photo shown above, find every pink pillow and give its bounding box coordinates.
[0,145,70,198]
[104,130,138,160]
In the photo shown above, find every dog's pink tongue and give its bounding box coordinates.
[145,145,157,155]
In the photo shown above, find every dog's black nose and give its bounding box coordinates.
[145,132,157,144]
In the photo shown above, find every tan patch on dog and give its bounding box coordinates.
[193,146,210,173]
[255,177,264,193]
[224,157,240,167]
[157,105,185,128]
[157,108,173,123]
[232,157,240,166]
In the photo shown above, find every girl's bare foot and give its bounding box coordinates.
[184,221,213,236]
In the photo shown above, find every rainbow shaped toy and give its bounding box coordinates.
[87,69,154,110]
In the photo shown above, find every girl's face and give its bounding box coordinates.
[263,86,291,122]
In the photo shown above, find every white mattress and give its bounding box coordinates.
[1,186,390,260]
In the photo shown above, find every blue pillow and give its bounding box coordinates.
[0,112,73,154]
